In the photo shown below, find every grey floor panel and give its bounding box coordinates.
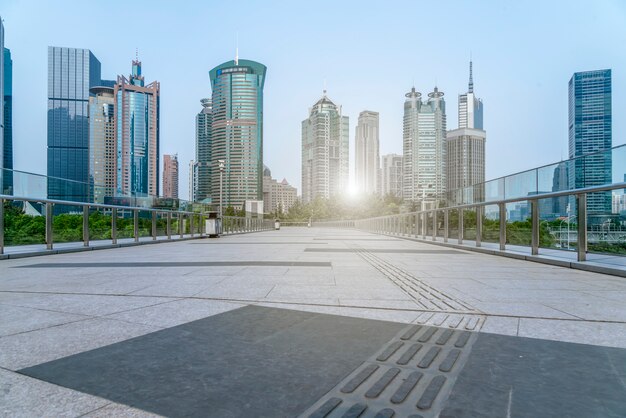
[18,305,405,418]
[304,249,465,254]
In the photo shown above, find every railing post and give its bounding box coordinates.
[83,205,89,247]
[531,200,539,255]
[0,198,4,254]
[476,206,482,248]
[577,193,587,262]
[46,202,53,250]
[133,209,139,243]
[458,208,464,245]
[432,210,437,241]
[499,203,506,251]
[111,208,117,244]
[152,211,157,240]
[167,212,172,240]
[444,209,449,243]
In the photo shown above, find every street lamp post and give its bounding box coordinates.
[218,160,225,218]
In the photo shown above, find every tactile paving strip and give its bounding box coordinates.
[300,324,478,418]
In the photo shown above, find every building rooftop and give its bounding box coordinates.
[1,227,625,416]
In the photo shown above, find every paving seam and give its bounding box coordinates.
[299,324,479,418]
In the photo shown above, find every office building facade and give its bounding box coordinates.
[47,47,101,201]
[209,59,266,210]
[263,166,298,214]
[301,92,349,203]
[88,86,116,203]
[355,110,379,194]
[114,60,160,197]
[446,61,486,198]
[402,86,447,203]
[2,46,12,195]
[380,154,403,198]
[163,154,179,199]
[195,98,212,201]
[568,69,612,218]
[189,160,196,202]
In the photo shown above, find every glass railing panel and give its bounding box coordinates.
[504,169,537,201]
[448,209,459,240]
[482,204,500,243]
[484,178,504,204]
[505,201,531,247]
[463,207,477,241]
[88,206,112,241]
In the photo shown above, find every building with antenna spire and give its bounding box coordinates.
[446,60,486,198]
[208,58,266,210]
[301,90,349,203]
[402,86,447,203]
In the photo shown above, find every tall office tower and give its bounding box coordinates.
[0,17,5,194]
[188,160,196,201]
[209,59,266,210]
[301,91,349,203]
[568,69,612,220]
[402,86,446,204]
[446,61,486,197]
[551,161,569,217]
[355,110,379,194]
[88,86,116,203]
[2,47,12,195]
[163,154,179,199]
[380,154,403,198]
[114,60,160,198]
[47,47,101,201]
[195,98,212,201]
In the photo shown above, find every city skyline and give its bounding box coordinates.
[1,1,625,200]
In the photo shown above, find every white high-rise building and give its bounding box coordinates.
[380,154,403,198]
[355,110,379,194]
[402,87,447,204]
[301,91,349,203]
[447,61,486,197]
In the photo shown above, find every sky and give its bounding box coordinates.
[2,0,626,200]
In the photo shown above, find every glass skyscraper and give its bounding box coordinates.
[301,92,349,203]
[47,47,101,202]
[355,110,379,194]
[2,46,12,195]
[195,98,213,202]
[568,69,612,218]
[88,86,116,203]
[209,59,266,210]
[402,87,447,203]
[114,60,160,198]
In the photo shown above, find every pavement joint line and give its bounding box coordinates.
[2,291,626,325]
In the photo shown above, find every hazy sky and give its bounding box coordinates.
[2,0,625,199]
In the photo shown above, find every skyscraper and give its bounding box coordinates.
[47,47,101,201]
[0,17,5,195]
[355,110,379,194]
[301,91,349,203]
[568,69,612,219]
[402,87,447,203]
[209,59,266,210]
[88,86,116,203]
[189,160,196,201]
[446,61,486,198]
[2,46,13,195]
[163,154,179,199]
[195,98,212,202]
[380,154,403,198]
[114,60,160,198]
[263,165,298,214]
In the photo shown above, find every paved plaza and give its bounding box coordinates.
[1,227,626,417]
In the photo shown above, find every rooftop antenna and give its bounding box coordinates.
[235,32,239,66]
[468,52,474,93]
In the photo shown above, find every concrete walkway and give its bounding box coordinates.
[1,227,625,417]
